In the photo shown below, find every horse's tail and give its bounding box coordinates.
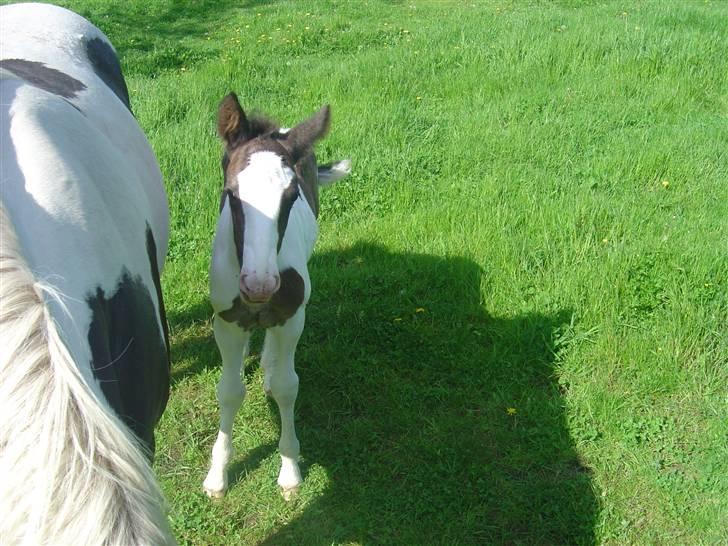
[0,203,175,546]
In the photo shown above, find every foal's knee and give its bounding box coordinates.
[269,370,298,405]
[217,380,246,407]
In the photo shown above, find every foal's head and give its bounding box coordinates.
[217,93,330,304]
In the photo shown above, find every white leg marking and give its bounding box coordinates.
[262,308,305,498]
[203,315,250,498]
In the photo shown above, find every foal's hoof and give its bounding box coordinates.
[203,474,228,499]
[203,485,226,499]
[280,485,299,502]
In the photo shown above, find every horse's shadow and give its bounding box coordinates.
[169,242,598,545]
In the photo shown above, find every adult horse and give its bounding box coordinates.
[0,4,174,544]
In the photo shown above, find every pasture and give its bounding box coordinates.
[40,0,728,543]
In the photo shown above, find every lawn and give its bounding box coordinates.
[34,0,728,543]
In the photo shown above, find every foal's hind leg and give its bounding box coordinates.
[261,308,305,499]
[203,315,250,498]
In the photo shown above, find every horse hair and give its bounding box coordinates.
[0,204,175,545]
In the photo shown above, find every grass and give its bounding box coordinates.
[20,0,728,543]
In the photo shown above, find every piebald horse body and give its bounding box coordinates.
[1,3,173,544]
[203,93,350,498]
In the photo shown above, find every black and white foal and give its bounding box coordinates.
[1,4,173,544]
[203,93,349,498]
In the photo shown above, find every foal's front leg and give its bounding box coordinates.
[262,308,305,499]
[203,315,250,498]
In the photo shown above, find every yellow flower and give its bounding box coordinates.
[662,180,670,188]
[506,407,517,415]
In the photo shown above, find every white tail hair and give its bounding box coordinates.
[0,204,175,545]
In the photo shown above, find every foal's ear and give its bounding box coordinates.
[217,92,250,147]
[285,105,331,162]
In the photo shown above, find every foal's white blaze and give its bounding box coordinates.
[237,151,293,301]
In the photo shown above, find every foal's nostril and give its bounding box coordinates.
[239,274,250,295]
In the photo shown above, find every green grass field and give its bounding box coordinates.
[33,0,728,543]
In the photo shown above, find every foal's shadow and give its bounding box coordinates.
[260,242,598,545]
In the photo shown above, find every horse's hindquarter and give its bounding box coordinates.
[0,3,169,265]
[1,46,170,447]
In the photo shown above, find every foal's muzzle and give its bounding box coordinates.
[240,273,281,303]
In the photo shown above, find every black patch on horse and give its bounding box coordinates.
[0,58,86,99]
[84,37,131,111]
[145,224,170,360]
[86,268,170,456]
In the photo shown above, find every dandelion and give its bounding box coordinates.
[506,407,517,416]
[602,238,608,244]
[661,180,670,188]
[416,96,422,101]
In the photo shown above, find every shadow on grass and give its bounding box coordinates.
[267,242,597,545]
[166,300,216,385]
[167,241,598,544]
[227,442,277,491]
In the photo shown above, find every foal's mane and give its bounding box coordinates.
[248,113,280,138]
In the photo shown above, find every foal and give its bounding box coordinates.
[203,93,350,498]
